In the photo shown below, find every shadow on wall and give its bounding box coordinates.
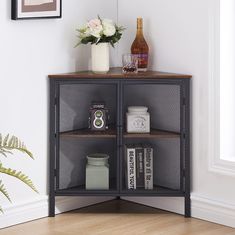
[74,44,117,71]
[6,0,11,20]
[62,24,91,72]
[144,18,156,70]
[74,45,91,71]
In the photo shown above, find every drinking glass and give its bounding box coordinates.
[122,54,138,74]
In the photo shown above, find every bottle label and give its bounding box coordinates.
[136,54,148,68]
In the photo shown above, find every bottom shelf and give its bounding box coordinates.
[121,185,184,196]
[56,186,118,196]
[55,185,184,197]
[56,179,117,196]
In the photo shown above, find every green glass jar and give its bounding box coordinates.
[85,153,109,190]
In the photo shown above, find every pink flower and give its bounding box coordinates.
[88,18,102,29]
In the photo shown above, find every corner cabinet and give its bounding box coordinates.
[48,68,191,217]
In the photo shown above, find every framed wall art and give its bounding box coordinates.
[11,0,62,20]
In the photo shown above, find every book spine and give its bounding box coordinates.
[144,147,153,190]
[126,147,136,189]
[136,147,144,188]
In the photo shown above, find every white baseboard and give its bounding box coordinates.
[122,194,235,228]
[191,194,235,228]
[1,194,234,229]
[0,195,114,229]
[0,196,48,229]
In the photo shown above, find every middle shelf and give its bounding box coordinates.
[60,128,117,138]
[60,128,180,139]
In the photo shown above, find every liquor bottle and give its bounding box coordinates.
[131,18,149,72]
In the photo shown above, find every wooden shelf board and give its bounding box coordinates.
[60,128,117,138]
[120,185,184,196]
[49,67,192,80]
[123,129,180,139]
[56,184,118,196]
[55,185,183,197]
[60,128,179,139]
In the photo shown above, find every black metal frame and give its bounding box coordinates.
[49,77,191,217]
[11,0,62,20]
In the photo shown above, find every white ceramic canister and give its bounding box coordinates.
[85,153,109,190]
[91,42,110,73]
[126,106,150,133]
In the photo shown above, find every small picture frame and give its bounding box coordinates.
[11,0,62,20]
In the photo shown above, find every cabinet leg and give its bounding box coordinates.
[184,194,191,218]
[49,194,55,217]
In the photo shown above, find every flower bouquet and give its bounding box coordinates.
[75,16,125,47]
[75,16,125,73]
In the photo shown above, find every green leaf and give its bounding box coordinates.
[0,180,11,202]
[0,134,37,212]
[110,41,115,48]
[8,136,14,147]
[0,164,38,193]
[116,25,126,32]
[74,41,82,48]
[0,151,7,158]
[0,149,12,158]
[0,134,34,159]
[3,134,9,147]
[97,15,102,22]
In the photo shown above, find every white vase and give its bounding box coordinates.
[91,42,110,73]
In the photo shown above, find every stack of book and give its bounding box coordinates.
[125,144,153,190]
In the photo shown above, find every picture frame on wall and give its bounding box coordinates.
[11,0,62,20]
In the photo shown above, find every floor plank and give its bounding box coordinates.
[0,200,234,235]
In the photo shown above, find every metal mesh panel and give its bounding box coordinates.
[124,138,180,190]
[59,138,117,189]
[60,84,117,132]
[124,84,180,132]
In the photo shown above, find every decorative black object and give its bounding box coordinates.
[11,0,62,20]
[48,68,191,218]
[89,102,109,131]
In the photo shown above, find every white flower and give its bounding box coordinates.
[89,24,103,38]
[75,16,124,47]
[79,24,91,38]
[88,18,101,29]
[102,19,116,37]
[87,18,103,38]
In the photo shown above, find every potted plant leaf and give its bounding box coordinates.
[0,134,38,213]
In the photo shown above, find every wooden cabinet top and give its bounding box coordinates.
[49,67,192,80]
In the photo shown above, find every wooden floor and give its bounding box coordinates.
[0,200,234,235]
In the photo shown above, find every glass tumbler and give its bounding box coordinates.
[122,54,138,74]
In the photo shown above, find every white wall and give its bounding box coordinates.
[220,0,235,162]
[1,0,235,229]
[0,0,117,228]
[118,0,235,227]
